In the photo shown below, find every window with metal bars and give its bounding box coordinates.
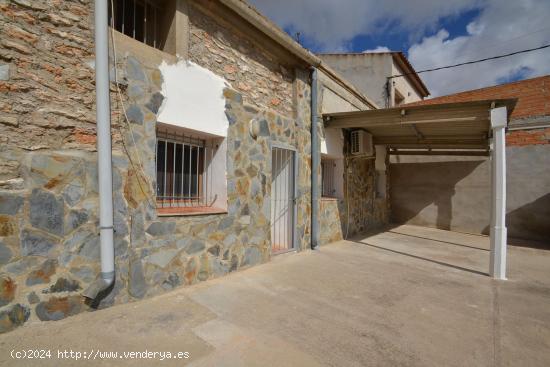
[321,159,336,198]
[156,130,219,212]
[109,0,167,50]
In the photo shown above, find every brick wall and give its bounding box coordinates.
[507,127,550,147]
[408,75,550,121]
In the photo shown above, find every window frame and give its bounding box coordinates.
[109,0,167,50]
[321,158,337,198]
[155,128,226,216]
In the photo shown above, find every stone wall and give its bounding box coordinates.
[319,199,344,245]
[318,154,388,243]
[0,0,386,335]
[0,0,313,334]
[0,0,99,155]
[344,157,379,236]
[188,2,295,117]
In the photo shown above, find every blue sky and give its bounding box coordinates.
[288,8,482,55]
[249,0,550,97]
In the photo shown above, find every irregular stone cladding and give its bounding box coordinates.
[343,156,388,238]
[319,199,344,245]
[316,82,389,244]
[318,156,388,244]
[0,0,312,333]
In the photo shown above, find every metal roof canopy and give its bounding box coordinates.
[323,99,517,154]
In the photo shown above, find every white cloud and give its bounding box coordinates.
[250,0,550,97]
[249,0,483,50]
[408,0,550,96]
[363,46,391,53]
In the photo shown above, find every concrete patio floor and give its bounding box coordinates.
[1,224,549,366]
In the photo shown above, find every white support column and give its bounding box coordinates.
[490,107,508,280]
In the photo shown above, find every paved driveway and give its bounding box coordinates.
[1,225,549,366]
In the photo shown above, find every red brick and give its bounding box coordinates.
[409,75,550,121]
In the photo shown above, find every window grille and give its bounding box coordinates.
[156,130,216,209]
[109,0,165,49]
[321,159,336,198]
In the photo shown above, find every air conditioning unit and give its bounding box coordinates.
[350,130,373,156]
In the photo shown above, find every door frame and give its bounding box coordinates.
[270,142,298,253]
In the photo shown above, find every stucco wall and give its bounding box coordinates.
[390,62,423,105]
[390,144,550,242]
[319,53,425,108]
[319,54,391,108]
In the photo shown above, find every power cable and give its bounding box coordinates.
[454,25,550,61]
[389,43,550,79]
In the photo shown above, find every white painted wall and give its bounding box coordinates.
[321,87,358,114]
[320,53,425,108]
[391,62,423,106]
[157,60,229,210]
[204,137,228,211]
[157,60,230,137]
[318,77,368,202]
[319,53,392,108]
[320,129,345,199]
[375,145,387,171]
[333,159,345,199]
[321,128,344,158]
[375,145,387,198]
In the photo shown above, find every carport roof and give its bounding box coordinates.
[323,99,517,150]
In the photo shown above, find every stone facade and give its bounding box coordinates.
[319,199,344,245]
[188,2,295,116]
[318,154,389,245]
[0,0,385,334]
[0,0,315,334]
[344,157,382,236]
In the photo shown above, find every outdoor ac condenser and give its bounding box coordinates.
[350,130,373,156]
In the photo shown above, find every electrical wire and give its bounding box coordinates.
[109,0,155,207]
[454,25,550,61]
[389,43,550,79]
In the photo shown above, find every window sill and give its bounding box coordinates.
[157,207,228,217]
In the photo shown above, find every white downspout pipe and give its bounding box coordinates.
[310,68,320,250]
[489,107,508,280]
[83,0,115,299]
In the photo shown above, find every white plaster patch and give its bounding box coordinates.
[375,145,387,171]
[157,60,230,137]
[321,128,344,158]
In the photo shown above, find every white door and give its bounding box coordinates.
[271,147,296,254]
